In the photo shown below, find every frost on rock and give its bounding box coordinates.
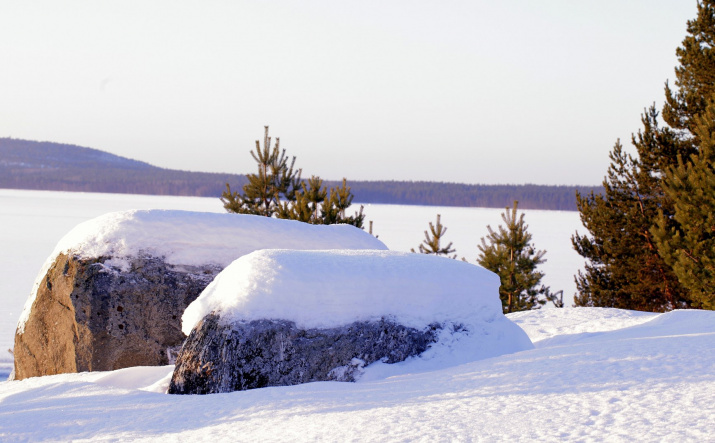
[172,250,534,394]
[14,210,386,380]
[169,315,441,394]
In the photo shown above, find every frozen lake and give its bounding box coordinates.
[0,189,584,372]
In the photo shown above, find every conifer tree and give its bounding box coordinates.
[478,201,556,313]
[653,97,715,310]
[221,126,300,217]
[222,126,364,228]
[663,0,715,141]
[412,214,457,258]
[320,178,365,228]
[573,2,715,311]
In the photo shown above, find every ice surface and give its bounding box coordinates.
[17,209,386,333]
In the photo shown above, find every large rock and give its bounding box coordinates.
[13,210,386,380]
[170,249,534,395]
[169,314,440,394]
[13,254,219,380]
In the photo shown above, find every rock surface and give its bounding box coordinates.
[169,314,440,394]
[13,210,387,381]
[13,253,220,380]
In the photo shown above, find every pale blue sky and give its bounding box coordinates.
[0,1,698,185]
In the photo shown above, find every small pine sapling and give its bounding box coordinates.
[412,214,457,259]
[477,201,558,313]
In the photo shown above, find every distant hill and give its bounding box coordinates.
[0,138,246,197]
[0,138,601,210]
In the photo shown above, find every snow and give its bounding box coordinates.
[507,306,658,343]
[40,209,386,270]
[184,249,501,332]
[1,190,712,441]
[0,189,584,371]
[0,308,712,441]
[182,249,534,370]
[17,209,386,333]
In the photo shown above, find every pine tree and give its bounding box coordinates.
[477,201,556,313]
[663,0,715,140]
[573,3,715,311]
[573,133,688,310]
[320,178,365,228]
[412,214,457,258]
[222,126,364,228]
[221,126,300,217]
[653,97,715,310]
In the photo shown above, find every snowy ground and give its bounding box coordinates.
[2,190,712,441]
[0,307,712,441]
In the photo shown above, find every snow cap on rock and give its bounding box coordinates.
[18,210,386,332]
[182,249,504,334]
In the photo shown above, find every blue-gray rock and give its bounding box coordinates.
[168,314,440,395]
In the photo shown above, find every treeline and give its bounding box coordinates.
[337,180,598,211]
[0,166,247,197]
[1,137,600,210]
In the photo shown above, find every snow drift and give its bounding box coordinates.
[1,308,712,441]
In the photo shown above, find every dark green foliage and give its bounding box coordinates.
[654,98,715,310]
[319,179,365,227]
[663,0,715,138]
[573,3,715,311]
[411,214,457,258]
[221,127,364,228]
[573,134,689,311]
[652,1,715,311]
[478,201,556,314]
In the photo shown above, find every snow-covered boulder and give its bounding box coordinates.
[13,210,385,380]
[169,249,533,395]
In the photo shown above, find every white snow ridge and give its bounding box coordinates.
[184,249,505,332]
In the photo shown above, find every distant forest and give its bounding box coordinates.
[0,138,602,211]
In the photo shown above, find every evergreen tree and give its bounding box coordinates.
[320,178,366,228]
[653,97,715,310]
[222,126,364,228]
[573,131,688,310]
[221,126,300,217]
[477,201,556,313]
[663,0,715,140]
[412,214,457,258]
[573,3,715,311]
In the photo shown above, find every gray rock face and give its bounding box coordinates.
[13,253,221,380]
[169,314,440,395]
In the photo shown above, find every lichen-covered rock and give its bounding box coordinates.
[13,253,220,380]
[168,314,440,394]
